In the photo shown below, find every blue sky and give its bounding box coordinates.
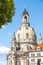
[0,0,43,65]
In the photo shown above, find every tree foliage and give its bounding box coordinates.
[0,0,15,28]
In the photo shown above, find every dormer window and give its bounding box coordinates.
[36,47,41,51]
[26,33,29,38]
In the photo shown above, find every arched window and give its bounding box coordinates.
[24,16,27,22]
[26,33,29,38]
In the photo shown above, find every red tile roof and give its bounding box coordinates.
[36,43,43,50]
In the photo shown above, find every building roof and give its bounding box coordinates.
[36,43,43,50]
[22,8,29,16]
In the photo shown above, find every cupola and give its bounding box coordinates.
[22,8,30,26]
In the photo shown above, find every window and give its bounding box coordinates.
[26,33,29,38]
[24,16,27,22]
[31,59,35,62]
[31,53,35,56]
[27,45,30,50]
[37,53,41,56]
[16,43,20,51]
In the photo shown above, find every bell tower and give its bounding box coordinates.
[22,8,30,26]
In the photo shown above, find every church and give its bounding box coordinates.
[7,9,43,65]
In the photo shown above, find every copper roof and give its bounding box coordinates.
[22,8,29,16]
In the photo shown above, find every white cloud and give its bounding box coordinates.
[0,61,7,65]
[0,46,10,54]
[2,25,6,29]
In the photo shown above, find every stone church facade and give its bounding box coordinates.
[7,9,43,65]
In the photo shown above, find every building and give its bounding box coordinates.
[7,8,43,65]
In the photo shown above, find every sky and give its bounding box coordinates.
[0,0,43,65]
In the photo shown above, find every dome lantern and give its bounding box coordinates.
[22,8,30,26]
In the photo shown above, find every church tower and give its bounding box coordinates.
[7,9,37,65]
[22,8,30,25]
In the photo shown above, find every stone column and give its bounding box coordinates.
[11,52,16,65]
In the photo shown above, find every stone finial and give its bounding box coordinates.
[38,33,43,44]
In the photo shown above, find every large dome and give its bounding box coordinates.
[15,9,37,44]
[15,25,37,43]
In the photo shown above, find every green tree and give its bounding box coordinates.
[0,0,15,28]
